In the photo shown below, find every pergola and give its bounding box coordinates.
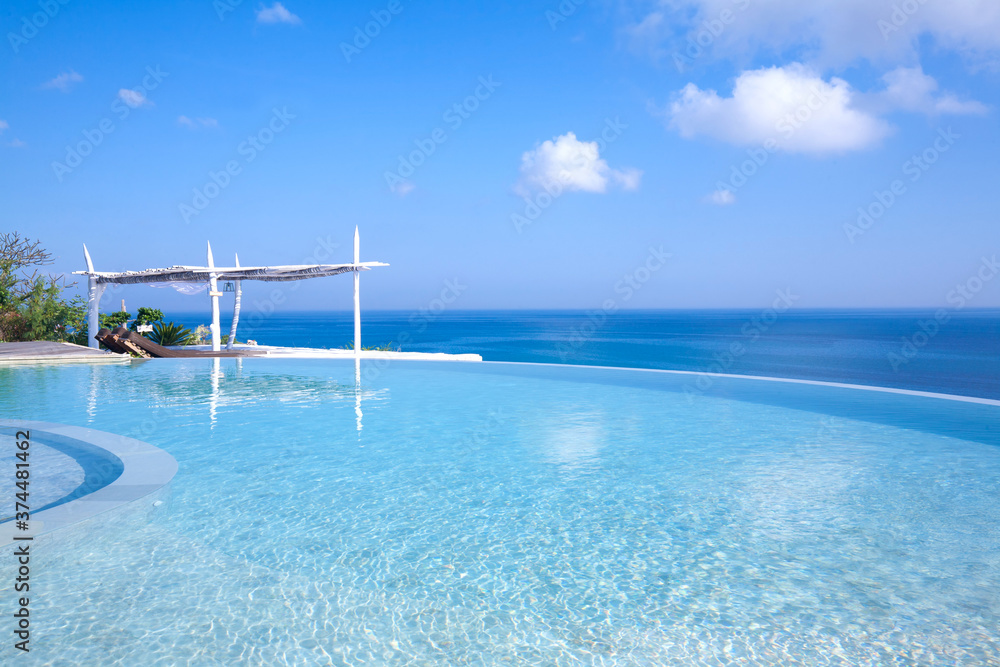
[73,228,388,353]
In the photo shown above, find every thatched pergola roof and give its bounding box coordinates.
[74,262,387,285]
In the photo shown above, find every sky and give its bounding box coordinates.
[1,0,999,315]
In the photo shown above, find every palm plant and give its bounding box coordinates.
[148,321,194,346]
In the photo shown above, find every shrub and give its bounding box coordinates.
[0,312,25,342]
[148,322,194,346]
[340,341,400,351]
[192,325,210,345]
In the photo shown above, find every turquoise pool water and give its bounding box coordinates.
[2,359,999,665]
[0,431,124,523]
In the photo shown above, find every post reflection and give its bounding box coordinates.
[209,357,221,428]
[354,357,363,433]
[86,364,99,423]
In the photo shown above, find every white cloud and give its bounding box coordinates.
[516,132,642,195]
[41,70,83,93]
[118,89,151,108]
[0,124,24,148]
[623,9,669,60]
[877,66,988,115]
[707,189,735,205]
[668,64,891,154]
[178,115,220,128]
[256,2,301,25]
[668,63,987,154]
[391,180,415,196]
[636,0,1000,68]
[613,167,643,191]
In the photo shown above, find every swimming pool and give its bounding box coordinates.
[2,359,999,665]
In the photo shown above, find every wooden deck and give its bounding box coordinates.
[0,342,129,364]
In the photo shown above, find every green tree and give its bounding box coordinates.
[100,311,131,329]
[99,307,163,331]
[134,307,164,328]
[19,278,88,344]
[1,232,53,311]
[0,232,86,344]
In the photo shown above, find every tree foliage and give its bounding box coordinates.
[100,311,131,329]
[192,324,210,345]
[135,307,164,327]
[99,307,165,331]
[0,232,53,310]
[0,232,86,344]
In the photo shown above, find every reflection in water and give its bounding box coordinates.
[87,364,99,423]
[354,357,363,433]
[739,449,855,541]
[543,417,604,471]
[75,358,386,435]
[209,357,221,428]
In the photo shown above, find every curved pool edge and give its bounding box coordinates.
[0,420,178,540]
[475,360,1000,407]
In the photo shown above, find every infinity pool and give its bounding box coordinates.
[2,359,999,665]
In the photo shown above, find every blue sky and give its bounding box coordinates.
[2,0,998,314]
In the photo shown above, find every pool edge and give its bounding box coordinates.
[0,420,178,539]
[471,360,1000,407]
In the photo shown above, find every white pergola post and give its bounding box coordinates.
[354,226,361,356]
[83,245,105,348]
[227,253,242,350]
[207,241,221,352]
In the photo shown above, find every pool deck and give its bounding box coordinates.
[0,341,481,364]
[0,341,130,364]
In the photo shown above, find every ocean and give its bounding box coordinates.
[169,309,1000,400]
